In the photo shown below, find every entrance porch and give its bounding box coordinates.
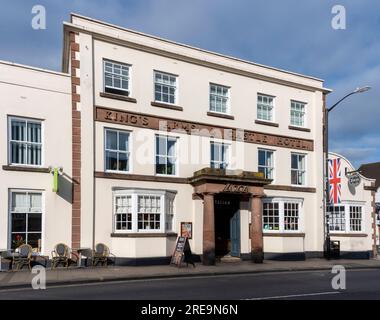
[189,168,271,265]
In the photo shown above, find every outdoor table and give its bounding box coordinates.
[76,248,93,268]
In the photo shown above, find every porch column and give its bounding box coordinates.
[250,194,264,263]
[203,192,215,265]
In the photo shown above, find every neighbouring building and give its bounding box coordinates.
[358,161,380,247]
[328,153,377,258]
[0,14,376,266]
[0,61,72,255]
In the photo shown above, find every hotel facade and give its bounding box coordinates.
[0,14,376,265]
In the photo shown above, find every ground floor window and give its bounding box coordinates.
[9,191,42,251]
[263,198,302,232]
[113,189,175,233]
[328,204,364,233]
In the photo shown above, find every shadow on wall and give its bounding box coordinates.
[57,173,73,204]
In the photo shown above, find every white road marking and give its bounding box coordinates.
[244,291,341,300]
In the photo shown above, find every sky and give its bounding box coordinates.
[0,0,379,168]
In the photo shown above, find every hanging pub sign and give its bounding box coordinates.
[329,158,342,204]
[348,173,361,187]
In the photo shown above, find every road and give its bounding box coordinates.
[0,268,380,300]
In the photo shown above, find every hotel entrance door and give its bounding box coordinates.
[215,196,240,257]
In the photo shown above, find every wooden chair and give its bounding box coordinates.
[92,243,115,266]
[51,243,79,269]
[12,244,33,271]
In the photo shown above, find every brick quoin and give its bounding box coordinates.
[70,31,81,250]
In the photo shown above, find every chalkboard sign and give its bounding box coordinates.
[170,236,195,268]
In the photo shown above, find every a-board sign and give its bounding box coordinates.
[170,236,193,267]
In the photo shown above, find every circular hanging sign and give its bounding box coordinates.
[348,173,361,187]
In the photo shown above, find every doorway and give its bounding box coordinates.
[214,195,240,257]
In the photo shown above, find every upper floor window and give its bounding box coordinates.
[210,142,229,169]
[290,101,306,127]
[155,135,177,176]
[9,117,42,166]
[104,60,130,96]
[105,129,130,172]
[209,84,229,114]
[257,94,274,122]
[154,71,177,105]
[258,149,274,179]
[291,153,306,185]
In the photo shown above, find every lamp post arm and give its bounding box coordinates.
[327,92,356,113]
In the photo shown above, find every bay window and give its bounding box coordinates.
[113,189,175,233]
[263,199,302,233]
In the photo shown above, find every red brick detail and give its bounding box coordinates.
[72,77,80,86]
[70,31,81,250]
[72,93,81,103]
[71,43,80,52]
[71,60,80,68]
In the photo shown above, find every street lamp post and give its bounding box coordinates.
[324,86,371,259]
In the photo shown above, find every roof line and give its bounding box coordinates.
[0,59,70,77]
[329,152,376,182]
[69,13,327,84]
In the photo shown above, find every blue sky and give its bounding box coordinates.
[1,0,379,167]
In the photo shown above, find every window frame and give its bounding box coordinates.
[262,198,303,233]
[258,148,275,181]
[327,203,365,234]
[8,189,45,252]
[155,135,179,177]
[209,83,231,115]
[153,70,178,105]
[291,152,307,186]
[104,128,132,174]
[103,59,132,96]
[8,116,44,167]
[257,93,275,123]
[210,141,230,169]
[112,189,176,234]
[290,100,307,128]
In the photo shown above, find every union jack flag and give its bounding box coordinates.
[329,158,342,204]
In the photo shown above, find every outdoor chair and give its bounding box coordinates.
[12,244,33,271]
[92,243,116,266]
[51,243,79,269]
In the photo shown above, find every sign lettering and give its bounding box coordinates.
[223,184,249,194]
[96,107,314,151]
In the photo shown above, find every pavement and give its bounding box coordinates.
[1,258,380,290]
